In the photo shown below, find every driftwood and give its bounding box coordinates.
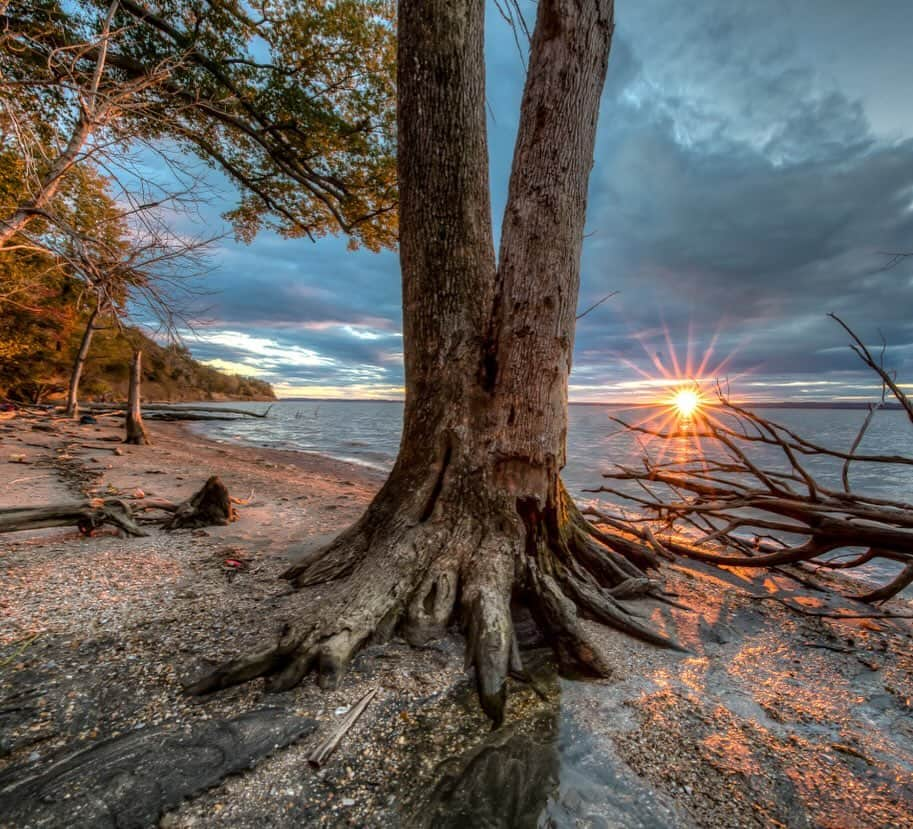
[141,413,254,422]
[306,687,378,768]
[0,709,316,828]
[0,499,146,536]
[587,316,913,607]
[0,479,240,537]
[164,476,236,530]
[88,403,273,419]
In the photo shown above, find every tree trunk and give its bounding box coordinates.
[65,303,100,419]
[125,348,150,445]
[189,0,676,723]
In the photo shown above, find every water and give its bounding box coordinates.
[189,399,913,507]
[191,398,913,587]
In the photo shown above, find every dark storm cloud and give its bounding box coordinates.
[177,0,913,399]
[570,0,913,397]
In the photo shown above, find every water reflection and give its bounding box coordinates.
[412,665,681,829]
[417,711,559,829]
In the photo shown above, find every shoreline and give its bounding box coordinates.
[1,414,912,828]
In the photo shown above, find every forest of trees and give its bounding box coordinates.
[0,300,275,405]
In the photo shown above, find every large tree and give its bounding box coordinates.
[191,0,678,724]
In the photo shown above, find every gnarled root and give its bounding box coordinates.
[187,480,682,723]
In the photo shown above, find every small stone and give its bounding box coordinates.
[341,798,355,807]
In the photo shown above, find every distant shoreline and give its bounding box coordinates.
[276,397,903,411]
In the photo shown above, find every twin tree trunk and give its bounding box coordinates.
[125,348,149,445]
[191,0,676,722]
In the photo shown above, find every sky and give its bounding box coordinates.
[170,0,913,402]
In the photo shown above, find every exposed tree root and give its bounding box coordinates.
[187,479,683,724]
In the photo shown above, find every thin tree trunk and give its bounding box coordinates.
[65,303,101,418]
[490,0,616,497]
[125,348,150,445]
[189,0,676,724]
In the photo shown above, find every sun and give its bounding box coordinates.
[671,387,702,418]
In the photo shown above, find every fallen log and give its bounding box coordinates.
[141,413,250,422]
[87,404,273,419]
[0,499,146,537]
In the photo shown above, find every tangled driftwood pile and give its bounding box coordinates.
[0,476,239,537]
[585,316,913,609]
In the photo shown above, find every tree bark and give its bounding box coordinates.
[125,348,150,445]
[65,303,101,419]
[188,0,674,724]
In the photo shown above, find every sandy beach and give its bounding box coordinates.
[1,414,912,828]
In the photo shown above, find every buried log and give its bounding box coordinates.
[164,476,236,530]
[0,499,146,536]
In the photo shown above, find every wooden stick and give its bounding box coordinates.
[307,687,378,769]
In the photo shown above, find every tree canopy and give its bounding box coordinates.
[2,0,397,248]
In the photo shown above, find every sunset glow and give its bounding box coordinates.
[672,387,701,418]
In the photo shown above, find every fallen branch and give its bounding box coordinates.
[585,316,913,607]
[307,687,378,768]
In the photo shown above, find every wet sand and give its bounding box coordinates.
[1,414,912,828]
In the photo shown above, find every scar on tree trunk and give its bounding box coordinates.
[125,348,150,445]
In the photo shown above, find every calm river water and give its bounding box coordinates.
[190,399,913,508]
